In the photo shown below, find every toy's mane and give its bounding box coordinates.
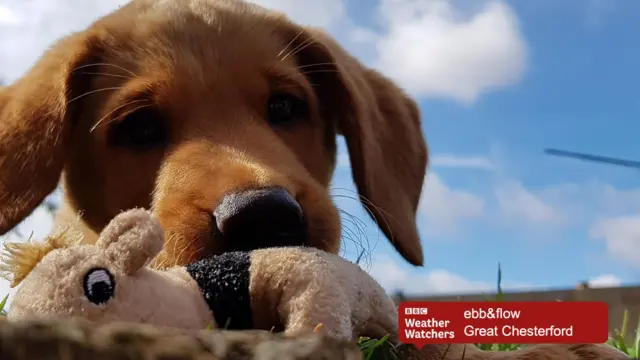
[0,225,84,288]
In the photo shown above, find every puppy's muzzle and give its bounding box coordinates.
[213,186,307,251]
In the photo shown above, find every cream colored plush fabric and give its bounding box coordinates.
[3,208,397,342]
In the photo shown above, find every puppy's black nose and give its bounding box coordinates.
[213,186,306,251]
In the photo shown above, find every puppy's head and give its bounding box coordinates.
[0,0,428,266]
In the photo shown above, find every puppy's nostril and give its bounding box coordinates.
[213,186,306,250]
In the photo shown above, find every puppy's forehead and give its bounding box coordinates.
[99,0,296,91]
[126,0,287,35]
[147,0,268,21]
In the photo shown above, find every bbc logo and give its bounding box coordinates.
[404,307,428,315]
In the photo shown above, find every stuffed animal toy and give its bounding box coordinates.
[0,209,398,342]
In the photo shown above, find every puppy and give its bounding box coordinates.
[0,0,428,268]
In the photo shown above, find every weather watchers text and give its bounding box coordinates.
[398,301,608,346]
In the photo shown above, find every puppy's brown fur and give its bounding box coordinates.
[0,0,427,267]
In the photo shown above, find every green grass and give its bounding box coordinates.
[0,294,8,316]
[1,264,637,359]
[606,309,640,358]
[359,335,398,360]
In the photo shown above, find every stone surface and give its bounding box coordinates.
[0,319,631,360]
[0,318,362,360]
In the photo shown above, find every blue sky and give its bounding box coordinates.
[328,0,640,294]
[0,0,639,298]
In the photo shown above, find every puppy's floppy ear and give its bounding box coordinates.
[0,32,100,234]
[291,27,428,266]
[96,208,164,274]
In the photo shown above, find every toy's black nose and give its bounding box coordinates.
[213,186,306,251]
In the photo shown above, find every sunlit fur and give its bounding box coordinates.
[0,0,429,267]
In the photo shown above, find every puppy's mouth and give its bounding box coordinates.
[211,186,308,252]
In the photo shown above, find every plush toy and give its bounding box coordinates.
[0,209,398,342]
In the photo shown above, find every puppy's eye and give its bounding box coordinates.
[108,108,169,151]
[266,93,307,126]
[83,268,115,306]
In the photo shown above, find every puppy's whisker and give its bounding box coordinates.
[337,208,373,268]
[288,38,317,59]
[172,232,206,267]
[296,62,337,70]
[337,205,369,233]
[339,222,359,248]
[339,208,373,248]
[70,62,138,79]
[280,37,310,61]
[152,234,178,269]
[174,245,190,267]
[80,72,133,80]
[90,99,150,133]
[300,69,341,77]
[176,244,207,267]
[330,187,400,245]
[354,248,368,267]
[338,211,369,249]
[332,192,389,245]
[331,196,385,259]
[277,29,305,60]
[281,37,316,61]
[339,226,366,262]
[67,87,124,105]
[98,103,151,129]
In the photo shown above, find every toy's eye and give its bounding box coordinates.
[83,268,115,305]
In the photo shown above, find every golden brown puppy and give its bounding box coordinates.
[0,0,428,268]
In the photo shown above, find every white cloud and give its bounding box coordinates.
[1,0,528,105]
[419,173,485,235]
[590,214,640,268]
[431,154,494,170]
[588,274,622,288]
[372,0,527,103]
[368,255,492,295]
[494,181,567,227]
[491,180,640,227]
[0,4,19,25]
[0,0,347,82]
[0,0,128,82]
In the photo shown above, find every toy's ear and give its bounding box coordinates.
[96,208,164,274]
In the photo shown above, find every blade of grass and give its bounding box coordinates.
[631,316,640,358]
[0,294,8,315]
[359,335,396,360]
[617,310,629,354]
[496,263,504,302]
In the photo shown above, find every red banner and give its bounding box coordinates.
[398,301,608,346]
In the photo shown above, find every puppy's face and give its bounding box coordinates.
[0,0,428,267]
[66,5,342,265]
